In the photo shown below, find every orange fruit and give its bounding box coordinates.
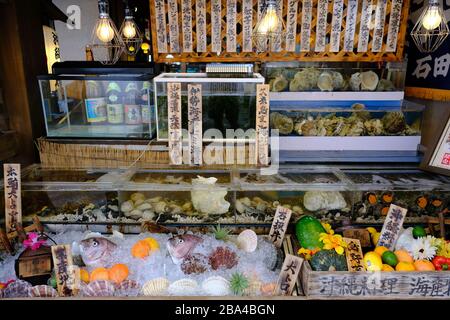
[108,264,129,284]
[413,260,435,271]
[374,246,389,257]
[143,237,160,251]
[382,264,395,272]
[80,269,90,283]
[395,261,416,272]
[394,250,414,263]
[131,240,151,258]
[90,267,110,282]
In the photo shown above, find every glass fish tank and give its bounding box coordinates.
[153,73,265,141]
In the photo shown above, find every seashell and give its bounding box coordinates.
[260,282,276,296]
[201,276,230,296]
[360,71,379,91]
[182,202,193,211]
[236,229,258,253]
[272,75,289,92]
[349,72,361,91]
[208,246,238,270]
[3,280,32,298]
[317,72,334,91]
[130,192,146,203]
[168,279,199,296]
[331,71,344,90]
[142,278,169,296]
[142,210,155,220]
[376,79,395,91]
[28,285,58,298]
[82,280,115,297]
[121,200,134,213]
[169,204,182,214]
[153,201,167,213]
[133,199,145,207]
[146,196,162,203]
[125,209,143,219]
[114,280,141,297]
[136,202,152,211]
[243,279,262,296]
[235,199,246,214]
[256,202,267,212]
[181,253,208,275]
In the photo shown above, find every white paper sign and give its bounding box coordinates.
[343,0,359,52]
[300,0,313,52]
[211,0,222,53]
[285,0,298,52]
[168,0,180,52]
[242,0,253,52]
[271,0,283,52]
[167,83,183,165]
[429,117,450,170]
[188,84,203,165]
[181,0,193,52]
[315,0,329,52]
[154,0,168,53]
[372,0,388,52]
[329,0,344,52]
[357,0,373,52]
[226,0,237,52]
[386,0,404,52]
[196,0,207,52]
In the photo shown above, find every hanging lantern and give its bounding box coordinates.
[411,0,449,53]
[89,0,125,64]
[252,0,286,52]
[119,2,143,56]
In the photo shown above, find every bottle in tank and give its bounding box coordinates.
[84,80,107,123]
[124,82,142,125]
[106,82,124,124]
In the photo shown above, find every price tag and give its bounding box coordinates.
[343,238,365,272]
[256,84,270,165]
[168,0,180,52]
[188,84,203,165]
[51,244,79,296]
[386,0,404,52]
[196,0,207,52]
[343,228,372,247]
[343,0,359,52]
[357,0,373,52]
[300,0,313,52]
[330,0,344,52]
[269,206,292,248]
[242,0,253,52]
[285,0,298,52]
[167,83,183,165]
[211,0,222,53]
[377,204,407,250]
[226,0,237,52]
[181,0,193,52]
[315,0,329,52]
[274,254,304,296]
[372,0,388,52]
[153,0,167,53]
[4,163,22,233]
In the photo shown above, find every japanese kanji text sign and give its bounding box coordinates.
[428,116,450,172]
[343,228,371,247]
[51,244,79,296]
[167,83,183,165]
[274,254,303,296]
[4,164,22,233]
[343,238,365,272]
[377,204,407,250]
[269,206,292,248]
[256,84,269,166]
[188,84,203,165]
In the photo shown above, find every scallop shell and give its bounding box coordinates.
[130,192,146,203]
[142,210,155,220]
[121,200,134,213]
[82,280,115,297]
[201,276,230,296]
[114,280,141,297]
[141,278,169,296]
[136,202,152,211]
[317,72,334,91]
[28,285,58,298]
[168,279,199,296]
[360,71,379,91]
[3,280,32,298]
[243,279,262,296]
[331,71,344,90]
[125,209,143,219]
[236,229,258,253]
[349,73,361,91]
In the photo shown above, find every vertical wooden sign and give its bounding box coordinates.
[372,0,388,52]
[196,0,207,52]
[242,0,253,52]
[270,0,283,52]
[343,238,365,272]
[386,0,403,52]
[343,0,359,52]
[330,0,344,52]
[226,0,237,52]
[377,204,408,250]
[274,254,304,296]
[269,206,292,248]
[167,83,183,165]
[168,0,180,52]
[315,0,329,52]
[285,0,298,52]
[211,0,221,53]
[181,0,193,52]
[188,84,203,165]
[256,84,270,166]
[357,0,373,52]
[4,164,22,233]
[300,0,313,52]
[51,244,79,297]
[153,0,167,53]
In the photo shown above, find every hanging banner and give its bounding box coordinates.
[330,0,344,52]
[168,0,180,52]
[226,0,237,52]
[4,163,22,234]
[196,0,207,52]
[51,245,79,297]
[285,0,298,52]
[188,84,203,165]
[153,0,168,53]
[242,0,253,52]
[274,254,304,296]
[343,0,359,52]
[271,0,283,52]
[300,0,313,52]
[167,83,183,165]
[386,0,404,52]
[315,0,328,52]
[269,206,292,248]
[372,0,388,52]
[256,84,270,166]
[211,0,222,53]
[357,0,372,52]
[181,0,193,52]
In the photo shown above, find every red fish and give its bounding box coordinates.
[167,234,203,264]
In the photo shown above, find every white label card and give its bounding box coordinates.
[188,84,203,165]
[377,204,408,250]
[343,0,359,52]
[357,0,373,52]
[315,0,329,52]
[300,0,313,52]
[211,0,222,53]
[372,0,388,52]
[386,0,403,52]
[168,0,180,52]
[256,84,270,165]
[330,0,344,52]
[285,0,298,52]
[167,83,183,165]
[181,0,193,52]
[154,0,168,53]
[226,0,237,52]
[242,0,253,52]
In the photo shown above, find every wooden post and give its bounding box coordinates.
[0,228,14,254]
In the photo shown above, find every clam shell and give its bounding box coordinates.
[360,71,379,91]
[317,72,334,91]
[201,276,230,296]
[3,280,32,298]
[130,192,146,203]
[142,210,155,220]
[121,200,134,213]
[136,202,152,211]
[331,71,344,90]
[82,280,115,297]
[141,278,169,296]
[115,280,141,297]
[236,229,258,253]
[168,279,199,296]
[349,73,361,91]
[125,209,143,219]
[28,285,58,298]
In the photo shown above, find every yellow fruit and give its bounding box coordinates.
[363,251,383,271]
[395,261,416,272]
[382,264,395,272]
[374,246,389,256]
[366,227,377,235]
[143,237,160,251]
[80,269,90,283]
[394,250,414,263]
[413,260,435,271]
[372,233,380,246]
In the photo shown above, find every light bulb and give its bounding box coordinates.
[257,6,279,34]
[422,6,442,30]
[122,19,137,39]
[96,18,115,42]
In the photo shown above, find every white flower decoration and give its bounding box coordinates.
[409,235,438,261]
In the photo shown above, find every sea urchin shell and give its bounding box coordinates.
[208,246,238,270]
